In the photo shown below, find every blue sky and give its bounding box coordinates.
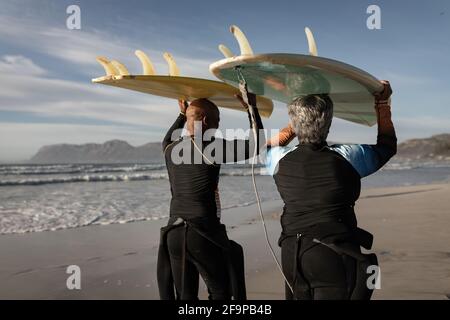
[0,0,449,162]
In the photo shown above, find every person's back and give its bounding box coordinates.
[272,143,361,233]
[165,138,221,219]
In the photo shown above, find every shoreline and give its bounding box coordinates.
[0,183,449,299]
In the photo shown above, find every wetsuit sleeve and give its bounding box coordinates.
[162,113,186,153]
[330,102,397,178]
[222,106,265,163]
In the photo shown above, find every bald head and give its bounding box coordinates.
[186,98,220,135]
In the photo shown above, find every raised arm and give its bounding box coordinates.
[330,80,397,178]
[221,93,265,163]
[373,80,397,162]
[162,100,188,153]
[266,123,296,148]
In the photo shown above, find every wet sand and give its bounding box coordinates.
[0,183,449,300]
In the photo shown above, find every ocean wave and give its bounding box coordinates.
[383,163,417,170]
[0,173,169,186]
[221,170,254,176]
[1,164,449,235]
[0,164,165,175]
[0,214,171,235]
[4,162,448,187]
[0,198,276,234]
[2,160,449,177]
[0,169,269,186]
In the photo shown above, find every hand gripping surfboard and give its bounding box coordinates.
[210,26,384,126]
[92,51,274,118]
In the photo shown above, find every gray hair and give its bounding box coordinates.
[287,94,333,145]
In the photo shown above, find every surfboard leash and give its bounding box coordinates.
[235,67,294,295]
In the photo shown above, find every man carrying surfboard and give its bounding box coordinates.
[157,95,264,300]
[265,81,396,300]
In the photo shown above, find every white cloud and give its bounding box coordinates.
[0,60,177,126]
[0,55,46,76]
[0,13,213,79]
[0,9,230,135]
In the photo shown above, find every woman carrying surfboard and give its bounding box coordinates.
[265,81,396,300]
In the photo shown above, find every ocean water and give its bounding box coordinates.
[1,161,449,234]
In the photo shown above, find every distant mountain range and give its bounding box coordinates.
[29,140,163,164]
[396,134,450,160]
[28,134,450,164]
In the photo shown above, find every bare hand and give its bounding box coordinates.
[374,80,392,102]
[178,99,189,113]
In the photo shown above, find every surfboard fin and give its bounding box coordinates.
[305,27,318,56]
[135,50,156,75]
[163,52,180,76]
[230,25,254,55]
[95,56,119,76]
[110,60,130,76]
[218,44,234,58]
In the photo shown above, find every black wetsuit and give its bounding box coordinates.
[158,109,263,300]
[266,105,397,300]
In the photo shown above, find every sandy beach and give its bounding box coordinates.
[0,183,449,300]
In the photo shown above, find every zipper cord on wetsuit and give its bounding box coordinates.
[236,67,294,295]
[190,137,215,165]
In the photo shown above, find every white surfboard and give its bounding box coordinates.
[210,26,384,126]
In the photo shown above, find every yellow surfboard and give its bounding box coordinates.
[92,74,274,118]
[92,52,274,118]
